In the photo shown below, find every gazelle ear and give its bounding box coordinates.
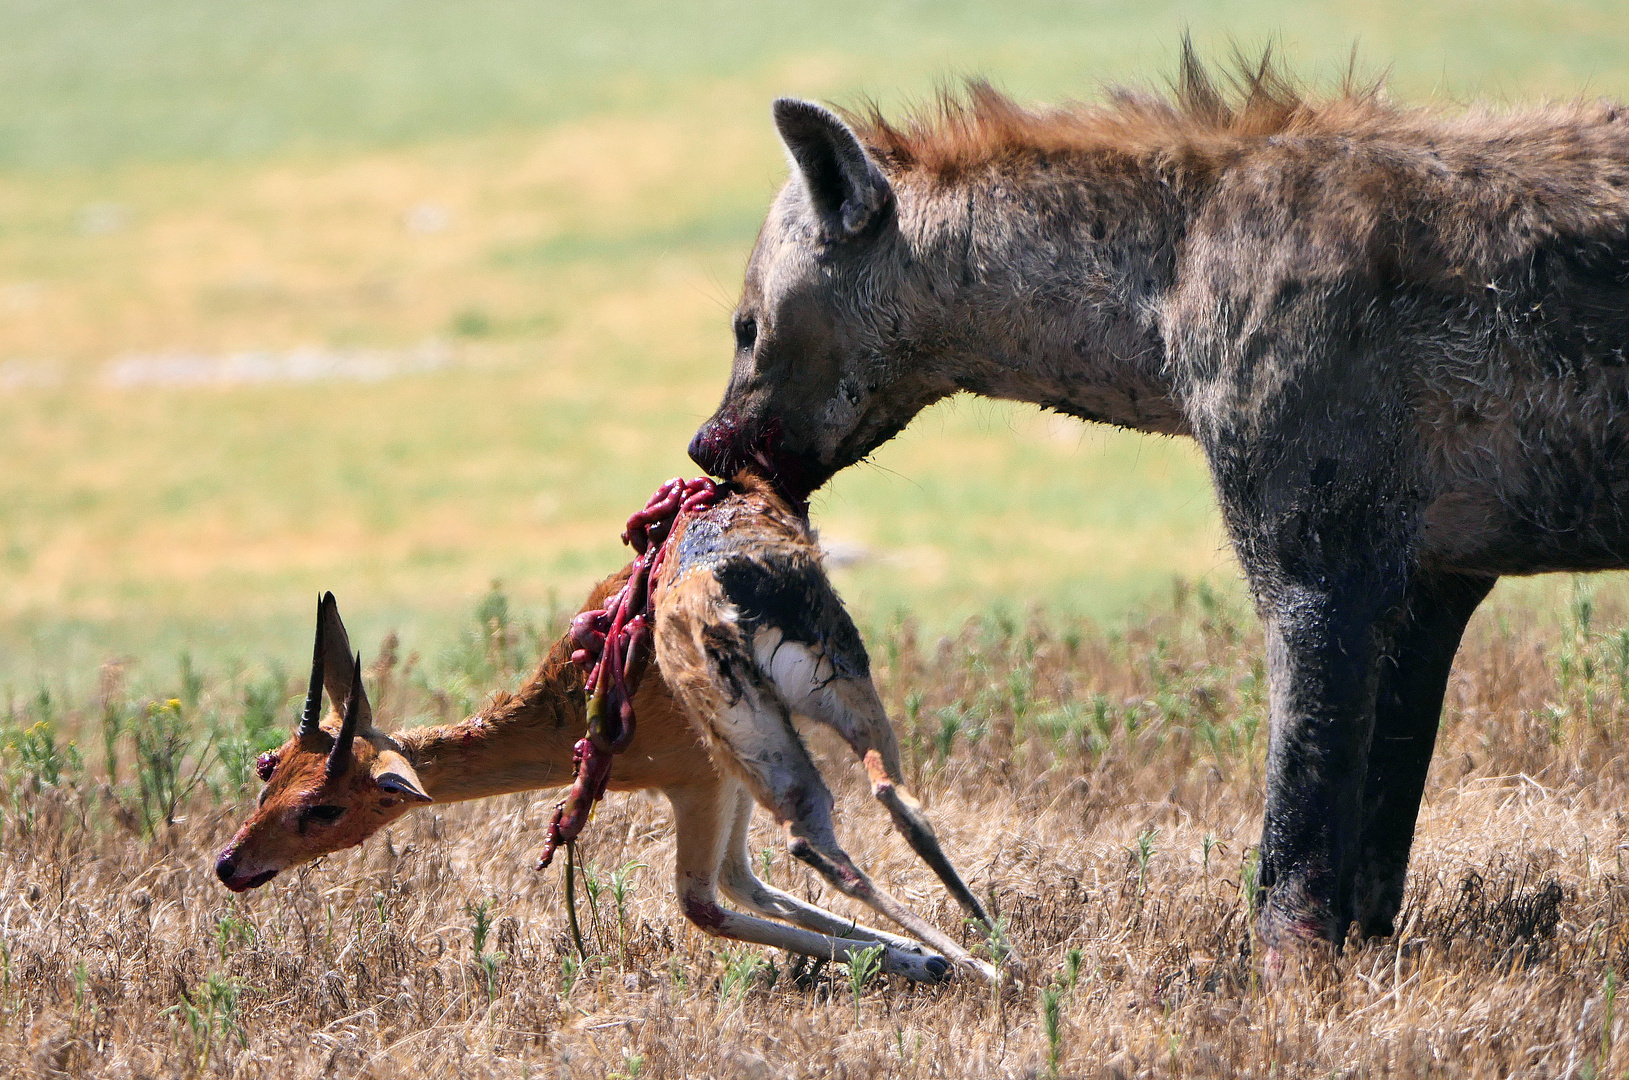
[370,749,432,804]
[327,653,370,778]
[772,98,892,240]
[318,592,358,714]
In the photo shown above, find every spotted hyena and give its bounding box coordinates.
[689,50,1629,956]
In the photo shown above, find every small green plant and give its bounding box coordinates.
[1133,827,1158,898]
[1007,666,1034,736]
[1041,983,1064,1078]
[933,705,963,763]
[1087,693,1115,753]
[177,652,205,711]
[895,1026,923,1069]
[439,582,540,711]
[607,860,646,968]
[969,909,1014,1019]
[467,898,495,956]
[1038,946,1086,1076]
[560,952,582,997]
[466,898,507,1001]
[609,1048,645,1079]
[477,949,504,1002]
[3,696,84,793]
[72,959,90,1027]
[1240,847,1261,915]
[131,698,217,836]
[1599,967,1618,1073]
[100,691,126,788]
[720,947,769,1002]
[971,912,1013,971]
[214,906,256,962]
[903,689,925,787]
[218,668,289,790]
[165,972,254,1069]
[578,859,608,952]
[1062,946,1083,990]
[845,944,886,1021]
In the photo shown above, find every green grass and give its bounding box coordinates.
[6,0,1629,171]
[8,0,1629,686]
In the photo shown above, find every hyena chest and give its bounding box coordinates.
[1416,343,1629,574]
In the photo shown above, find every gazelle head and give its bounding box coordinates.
[214,592,431,892]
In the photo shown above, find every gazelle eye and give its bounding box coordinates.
[306,805,346,825]
[255,752,279,782]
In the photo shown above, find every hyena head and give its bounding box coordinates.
[689,99,954,500]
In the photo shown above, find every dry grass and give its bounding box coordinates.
[6,581,1629,1077]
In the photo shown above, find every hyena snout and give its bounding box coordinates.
[689,411,825,500]
[687,411,744,478]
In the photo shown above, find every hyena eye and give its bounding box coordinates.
[255,752,279,782]
[733,315,757,354]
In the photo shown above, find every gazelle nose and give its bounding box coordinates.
[215,855,237,883]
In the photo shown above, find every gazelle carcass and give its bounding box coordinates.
[217,473,999,981]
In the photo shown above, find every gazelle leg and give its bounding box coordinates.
[698,684,998,982]
[755,628,997,935]
[661,782,949,982]
[715,783,931,954]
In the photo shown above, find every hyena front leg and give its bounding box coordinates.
[1352,571,1494,938]
[1191,326,1419,959]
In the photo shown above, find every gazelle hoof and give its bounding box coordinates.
[883,946,951,983]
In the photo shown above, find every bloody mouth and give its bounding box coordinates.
[689,414,820,510]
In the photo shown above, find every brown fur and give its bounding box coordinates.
[215,569,713,891]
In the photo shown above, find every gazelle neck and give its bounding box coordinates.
[390,657,586,804]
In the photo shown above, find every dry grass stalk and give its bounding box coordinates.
[3,581,1628,1076]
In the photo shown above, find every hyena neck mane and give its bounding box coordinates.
[848,55,1629,440]
[852,79,1239,438]
[388,646,589,804]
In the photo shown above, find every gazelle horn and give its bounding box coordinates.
[327,652,363,778]
[298,593,329,738]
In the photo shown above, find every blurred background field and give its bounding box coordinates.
[6,0,1629,692]
[15,4,1629,1077]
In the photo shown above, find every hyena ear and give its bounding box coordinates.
[772,98,892,240]
[370,748,432,804]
